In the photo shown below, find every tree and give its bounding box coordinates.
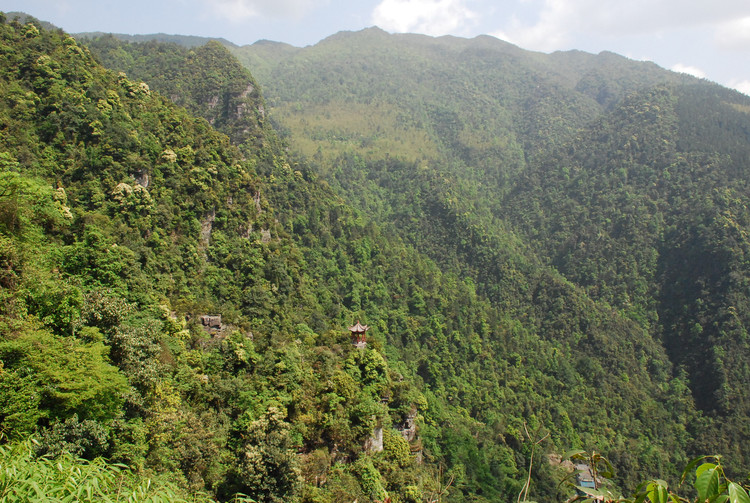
[233,406,301,503]
[0,326,128,428]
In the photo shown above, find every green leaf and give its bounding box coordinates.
[696,467,720,502]
[642,480,670,503]
[696,462,718,478]
[681,456,712,484]
[576,485,618,501]
[598,457,615,478]
[656,487,670,503]
[729,483,750,503]
[563,449,587,460]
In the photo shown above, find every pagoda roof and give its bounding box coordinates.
[348,321,370,333]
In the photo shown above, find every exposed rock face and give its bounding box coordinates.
[261,228,271,243]
[364,425,383,453]
[397,408,418,442]
[134,170,149,188]
[200,208,216,246]
[236,101,249,118]
[352,338,367,349]
[240,83,254,98]
[253,190,262,214]
[241,222,253,239]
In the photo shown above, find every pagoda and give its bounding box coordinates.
[349,321,369,348]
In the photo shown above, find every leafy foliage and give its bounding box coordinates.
[563,454,750,503]
[231,25,750,500]
[3,12,750,503]
[0,437,205,502]
[0,15,431,503]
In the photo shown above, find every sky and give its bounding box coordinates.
[4,0,750,95]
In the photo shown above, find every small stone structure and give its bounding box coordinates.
[200,314,222,335]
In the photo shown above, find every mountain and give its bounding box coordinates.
[231,27,694,169]
[75,31,238,48]
[83,35,264,147]
[229,26,750,479]
[4,11,58,31]
[0,15,434,502]
[82,27,705,498]
[4,13,750,503]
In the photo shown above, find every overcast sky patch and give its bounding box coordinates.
[714,16,750,49]
[489,0,750,51]
[372,0,478,36]
[211,0,328,21]
[728,79,750,96]
[670,63,707,79]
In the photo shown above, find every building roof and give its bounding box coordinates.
[574,463,600,489]
[348,321,370,333]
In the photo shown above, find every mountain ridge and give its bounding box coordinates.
[82,28,700,491]
[228,24,750,479]
[3,12,750,503]
[75,31,238,48]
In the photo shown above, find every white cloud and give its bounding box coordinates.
[214,0,259,20]
[728,79,750,96]
[490,2,574,51]
[211,0,328,22]
[715,16,750,50]
[491,0,750,52]
[372,0,478,36]
[671,63,707,79]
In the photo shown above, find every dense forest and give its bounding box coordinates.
[1,12,750,503]
[228,27,750,474]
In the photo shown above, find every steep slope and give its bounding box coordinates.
[77,31,707,500]
[232,28,750,478]
[85,35,266,147]
[502,83,750,468]
[0,15,440,503]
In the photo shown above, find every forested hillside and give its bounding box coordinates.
[502,83,750,466]
[82,28,708,497]
[229,26,750,482]
[0,15,435,502]
[2,12,750,503]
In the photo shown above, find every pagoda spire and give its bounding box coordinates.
[348,320,370,348]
